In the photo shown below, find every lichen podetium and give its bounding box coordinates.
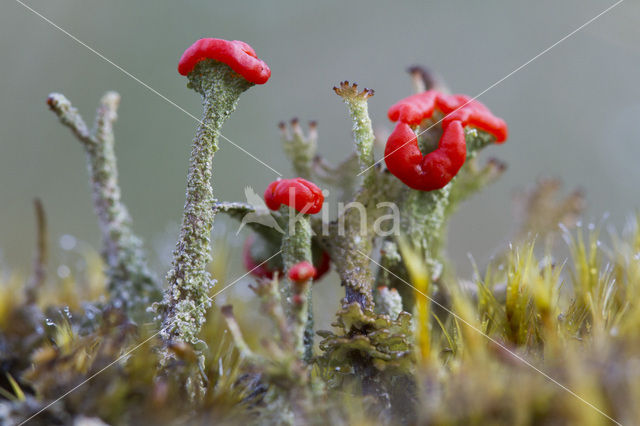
[47,92,160,320]
[280,205,315,361]
[155,60,256,349]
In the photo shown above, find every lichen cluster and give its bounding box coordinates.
[1,39,637,426]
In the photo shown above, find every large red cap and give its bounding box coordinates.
[384,120,467,191]
[387,91,508,143]
[178,38,271,84]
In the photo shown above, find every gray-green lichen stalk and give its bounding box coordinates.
[405,128,500,277]
[280,119,317,180]
[155,60,253,347]
[47,92,160,319]
[280,206,314,361]
[319,82,379,309]
[381,128,505,308]
[334,81,375,172]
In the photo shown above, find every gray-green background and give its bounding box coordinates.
[1,0,639,279]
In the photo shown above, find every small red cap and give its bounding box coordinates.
[288,261,317,283]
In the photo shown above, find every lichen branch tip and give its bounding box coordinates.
[333,80,374,100]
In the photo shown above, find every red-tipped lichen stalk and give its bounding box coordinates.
[155,38,270,349]
[265,178,324,360]
[288,261,317,359]
[385,86,508,289]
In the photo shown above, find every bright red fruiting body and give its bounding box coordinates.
[385,120,467,191]
[264,178,324,214]
[384,90,507,191]
[313,251,331,280]
[288,261,317,283]
[387,90,508,143]
[242,235,331,281]
[178,38,271,84]
[387,91,438,126]
[442,106,507,144]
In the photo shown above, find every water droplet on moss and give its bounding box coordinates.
[57,265,71,278]
[60,234,77,250]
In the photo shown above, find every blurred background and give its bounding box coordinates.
[1,0,638,302]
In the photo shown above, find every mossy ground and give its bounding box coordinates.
[1,213,639,425]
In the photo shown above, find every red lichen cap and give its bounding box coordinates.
[387,90,508,143]
[441,104,508,143]
[242,235,276,280]
[384,120,467,191]
[288,261,317,283]
[387,91,438,126]
[437,94,508,143]
[243,235,331,281]
[313,251,331,280]
[264,178,324,214]
[178,38,271,85]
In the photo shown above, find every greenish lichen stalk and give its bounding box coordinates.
[281,119,317,180]
[401,184,451,281]
[318,81,379,310]
[280,206,314,360]
[333,81,375,172]
[387,129,506,308]
[156,60,253,347]
[312,153,360,202]
[47,92,160,319]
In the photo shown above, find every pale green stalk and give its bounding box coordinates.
[156,60,253,346]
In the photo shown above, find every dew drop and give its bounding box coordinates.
[59,234,77,251]
[57,265,71,279]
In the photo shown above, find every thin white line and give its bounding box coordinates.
[14,0,282,177]
[208,250,282,300]
[18,252,282,425]
[357,249,622,426]
[359,0,624,176]
[17,331,161,426]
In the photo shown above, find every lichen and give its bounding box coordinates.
[156,60,253,350]
[9,41,632,426]
[47,92,160,320]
